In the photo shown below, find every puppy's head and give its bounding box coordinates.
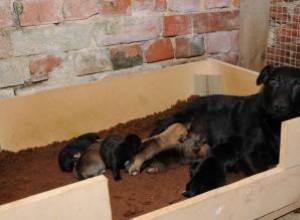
[58,147,81,172]
[257,65,300,120]
[123,134,142,155]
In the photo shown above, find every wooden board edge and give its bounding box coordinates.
[0,176,112,220]
[133,166,300,220]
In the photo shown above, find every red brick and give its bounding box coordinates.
[211,52,238,65]
[168,0,199,12]
[204,0,230,9]
[93,16,161,46]
[0,0,14,27]
[270,4,289,23]
[133,0,166,12]
[175,35,205,58]
[74,49,111,76]
[133,0,153,11]
[30,55,62,82]
[192,11,239,33]
[0,31,10,59]
[110,44,143,69]
[154,0,166,11]
[232,0,240,8]
[145,38,174,63]
[206,31,238,54]
[163,15,191,37]
[19,0,63,26]
[63,0,99,20]
[100,0,131,16]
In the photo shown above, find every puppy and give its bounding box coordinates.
[127,123,189,175]
[73,142,106,180]
[58,133,100,172]
[183,136,242,197]
[100,134,142,180]
[144,133,210,174]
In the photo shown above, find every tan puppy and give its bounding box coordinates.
[73,142,106,180]
[145,133,210,174]
[128,123,189,175]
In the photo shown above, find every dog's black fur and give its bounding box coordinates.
[58,133,100,172]
[100,134,142,180]
[151,65,300,197]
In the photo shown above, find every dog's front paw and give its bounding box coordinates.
[128,167,139,176]
[128,163,140,176]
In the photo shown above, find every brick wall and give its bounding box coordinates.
[0,0,240,98]
[268,0,300,67]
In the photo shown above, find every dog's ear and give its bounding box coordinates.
[256,65,275,85]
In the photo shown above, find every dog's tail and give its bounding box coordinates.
[149,106,198,137]
[149,116,178,137]
[150,96,206,137]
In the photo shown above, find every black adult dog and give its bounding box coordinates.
[150,65,300,197]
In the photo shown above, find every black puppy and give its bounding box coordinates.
[58,132,100,172]
[100,134,142,180]
[151,65,300,197]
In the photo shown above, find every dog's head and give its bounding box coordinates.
[257,65,300,120]
[123,134,142,155]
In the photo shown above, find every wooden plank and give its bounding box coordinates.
[279,117,300,169]
[238,0,271,71]
[0,176,111,220]
[0,61,197,151]
[194,75,224,96]
[0,59,260,152]
[133,166,300,220]
[258,201,300,220]
[209,59,260,96]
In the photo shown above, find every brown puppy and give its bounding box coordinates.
[73,142,106,180]
[145,133,210,174]
[128,123,191,175]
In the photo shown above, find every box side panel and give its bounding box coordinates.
[134,167,300,220]
[279,117,300,169]
[0,59,260,152]
[0,62,201,151]
[0,176,111,220]
[208,60,261,96]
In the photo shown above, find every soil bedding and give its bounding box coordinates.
[0,96,246,220]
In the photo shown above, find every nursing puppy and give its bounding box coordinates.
[100,134,142,180]
[58,133,100,172]
[151,65,300,197]
[127,123,188,175]
[144,139,210,174]
[73,142,106,180]
[128,123,207,175]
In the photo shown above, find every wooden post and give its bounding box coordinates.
[238,0,271,71]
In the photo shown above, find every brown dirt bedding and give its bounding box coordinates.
[0,96,246,220]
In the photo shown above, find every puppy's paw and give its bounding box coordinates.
[128,165,140,176]
[146,166,159,174]
[128,169,139,176]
